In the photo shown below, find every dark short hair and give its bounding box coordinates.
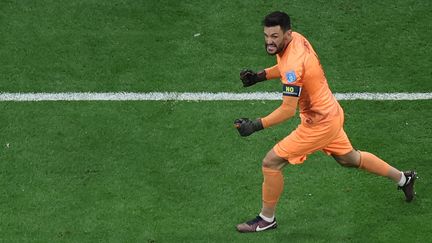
[263,11,291,32]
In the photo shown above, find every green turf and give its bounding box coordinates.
[0,0,431,92]
[1,0,431,242]
[0,101,431,242]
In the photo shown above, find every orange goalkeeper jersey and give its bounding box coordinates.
[265,32,342,126]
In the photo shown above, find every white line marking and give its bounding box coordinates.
[0,92,431,101]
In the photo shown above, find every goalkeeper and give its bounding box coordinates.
[234,11,417,233]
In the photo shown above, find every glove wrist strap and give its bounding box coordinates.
[253,119,264,131]
[256,70,267,82]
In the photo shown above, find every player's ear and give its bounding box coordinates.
[283,29,292,43]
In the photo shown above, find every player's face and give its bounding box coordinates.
[264,26,292,55]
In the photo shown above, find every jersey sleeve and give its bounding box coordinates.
[279,61,304,98]
[261,95,298,128]
[278,43,306,99]
[280,59,304,87]
[264,65,281,80]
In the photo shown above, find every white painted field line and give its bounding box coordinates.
[0,92,431,101]
[335,92,432,100]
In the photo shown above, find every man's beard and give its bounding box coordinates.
[265,43,285,55]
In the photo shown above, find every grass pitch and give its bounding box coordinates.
[0,0,431,242]
[0,101,431,242]
[0,0,431,93]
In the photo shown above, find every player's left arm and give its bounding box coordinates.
[235,63,302,136]
[261,95,298,128]
[234,96,297,137]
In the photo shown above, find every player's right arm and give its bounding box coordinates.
[240,65,280,87]
[264,64,281,80]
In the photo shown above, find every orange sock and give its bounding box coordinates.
[359,151,391,177]
[262,167,284,208]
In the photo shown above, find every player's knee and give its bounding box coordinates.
[262,150,286,170]
[335,158,355,167]
[262,156,274,168]
[333,150,360,168]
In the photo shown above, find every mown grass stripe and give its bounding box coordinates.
[0,92,431,101]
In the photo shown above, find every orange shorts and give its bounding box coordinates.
[273,114,353,164]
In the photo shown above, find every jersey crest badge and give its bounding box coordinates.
[285,71,297,83]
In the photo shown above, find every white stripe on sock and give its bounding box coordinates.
[259,213,274,223]
[398,172,406,187]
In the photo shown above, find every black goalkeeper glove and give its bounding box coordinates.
[234,118,264,137]
[240,69,266,87]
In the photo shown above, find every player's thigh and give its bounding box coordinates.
[274,123,338,164]
[323,128,358,166]
[323,127,352,155]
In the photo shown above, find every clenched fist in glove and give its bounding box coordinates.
[240,69,267,87]
[234,118,264,136]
